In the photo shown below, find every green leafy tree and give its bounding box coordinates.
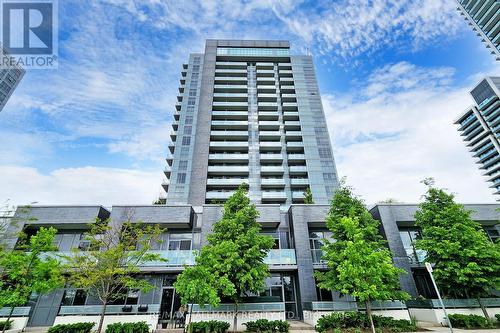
[63,218,165,333]
[316,184,409,333]
[415,179,500,319]
[175,185,274,332]
[303,187,314,204]
[0,227,64,333]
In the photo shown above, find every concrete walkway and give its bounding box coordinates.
[422,328,500,332]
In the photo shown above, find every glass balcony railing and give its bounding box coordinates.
[59,304,160,315]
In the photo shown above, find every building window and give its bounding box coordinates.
[184,126,192,135]
[399,229,426,264]
[168,233,192,250]
[323,173,335,181]
[318,148,332,159]
[185,116,193,124]
[187,98,196,106]
[309,231,332,264]
[182,137,191,146]
[177,173,186,184]
[179,161,188,170]
[62,289,87,306]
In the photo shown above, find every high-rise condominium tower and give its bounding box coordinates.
[0,51,25,111]
[456,0,500,61]
[163,40,339,206]
[455,76,500,198]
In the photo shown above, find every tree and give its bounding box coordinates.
[63,218,165,333]
[303,187,314,204]
[175,185,274,332]
[0,227,64,333]
[415,180,500,319]
[315,183,409,333]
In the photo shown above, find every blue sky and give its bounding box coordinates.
[1,0,499,206]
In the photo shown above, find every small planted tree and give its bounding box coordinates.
[176,185,274,332]
[303,187,314,204]
[315,183,409,333]
[0,227,64,333]
[63,218,165,333]
[415,179,500,319]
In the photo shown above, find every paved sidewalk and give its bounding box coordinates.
[423,328,500,332]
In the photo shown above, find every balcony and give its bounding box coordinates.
[258,102,278,110]
[257,78,276,86]
[258,111,279,120]
[259,121,280,130]
[215,68,247,76]
[280,86,295,93]
[161,179,169,191]
[212,111,248,119]
[257,86,277,94]
[170,130,177,141]
[289,165,308,174]
[261,165,284,175]
[260,154,283,162]
[259,131,281,140]
[215,61,247,69]
[281,93,297,102]
[261,178,285,186]
[282,102,298,110]
[209,141,249,151]
[141,250,197,268]
[262,191,287,202]
[175,102,182,111]
[208,165,249,175]
[288,154,306,162]
[287,141,304,148]
[284,121,301,130]
[256,62,274,69]
[260,141,282,149]
[258,93,278,101]
[212,101,248,110]
[283,112,299,120]
[265,249,296,265]
[209,153,249,162]
[285,131,303,141]
[279,69,293,75]
[290,178,309,186]
[206,178,248,187]
[168,143,175,154]
[213,84,248,93]
[206,191,235,200]
[213,93,248,100]
[292,191,304,200]
[214,77,247,85]
[211,120,248,130]
[256,69,275,77]
[211,130,249,140]
[279,77,294,85]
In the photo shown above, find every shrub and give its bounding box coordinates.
[448,314,492,329]
[187,320,230,333]
[315,312,416,332]
[0,320,12,331]
[496,313,500,322]
[105,322,150,333]
[48,322,95,333]
[243,319,290,332]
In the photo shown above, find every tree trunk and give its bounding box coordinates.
[365,300,375,333]
[477,297,490,321]
[186,302,193,333]
[97,300,108,333]
[1,306,14,333]
[233,302,238,333]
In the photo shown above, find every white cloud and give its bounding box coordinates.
[325,62,497,204]
[0,166,163,207]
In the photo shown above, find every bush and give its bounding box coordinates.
[104,322,150,333]
[48,322,95,333]
[0,320,12,331]
[315,312,416,332]
[187,320,230,333]
[244,319,290,332]
[496,313,500,322]
[448,314,492,329]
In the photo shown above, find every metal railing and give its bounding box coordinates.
[0,307,31,317]
[58,304,160,316]
[190,302,285,313]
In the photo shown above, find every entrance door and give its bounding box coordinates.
[27,289,64,327]
[159,288,181,328]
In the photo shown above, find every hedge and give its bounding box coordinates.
[243,319,290,332]
[105,321,150,333]
[187,320,230,333]
[47,322,95,333]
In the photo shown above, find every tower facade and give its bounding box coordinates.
[0,51,25,112]
[455,76,500,198]
[163,40,339,206]
[456,0,500,61]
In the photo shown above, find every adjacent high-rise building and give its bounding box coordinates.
[0,51,25,111]
[456,0,500,61]
[162,40,339,206]
[455,76,500,198]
